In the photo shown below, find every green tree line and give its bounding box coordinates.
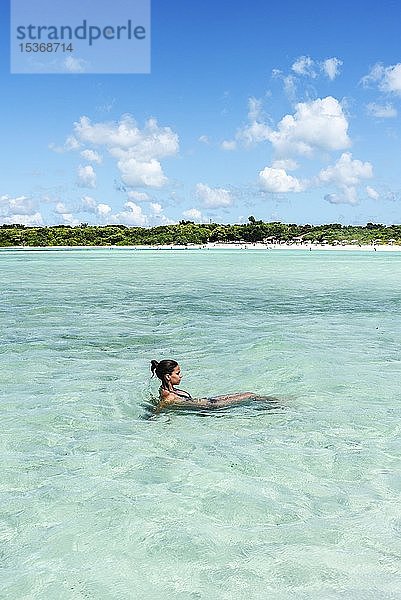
[1,218,400,247]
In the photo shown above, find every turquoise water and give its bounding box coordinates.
[1,248,401,599]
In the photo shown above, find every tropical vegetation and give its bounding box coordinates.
[1,218,400,247]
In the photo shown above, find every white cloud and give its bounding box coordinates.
[292,56,317,78]
[49,135,80,153]
[324,190,358,205]
[198,135,210,144]
[111,201,148,226]
[0,195,44,225]
[234,97,270,147]
[77,165,96,188]
[65,135,80,150]
[362,62,401,94]
[116,157,167,188]
[195,183,233,208]
[2,212,44,226]
[321,58,343,80]
[318,152,373,187]
[269,96,350,157]
[59,212,81,226]
[272,68,296,99]
[290,56,342,80]
[150,202,163,216]
[366,102,397,118]
[81,195,97,211]
[80,195,112,217]
[0,194,35,216]
[97,203,112,216]
[221,140,237,151]
[271,158,299,171]
[319,152,373,205]
[139,201,176,225]
[73,115,179,159]
[283,75,297,102]
[237,120,271,146]
[127,190,151,201]
[182,208,204,223]
[64,56,88,73]
[366,186,379,200]
[80,149,103,163]
[259,167,306,193]
[57,114,180,189]
[247,97,263,120]
[55,201,69,214]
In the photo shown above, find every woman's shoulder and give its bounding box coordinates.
[159,387,176,404]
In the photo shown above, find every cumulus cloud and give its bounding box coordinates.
[318,152,373,205]
[366,102,397,118]
[366,186,379,200]
[199,135,210,144]
[0,194,36,216]
[97,203,112,216]
[2,212,44,226]
[59,212,81,226]
[292,56,317,78]
[235,97,271,147]
[80,195,112,217]
[195,183,233,208]
[77,165,96,188]
[0,195,44,225]
[111,201,148,226]
[80,149,103,163]
[291,56,342,80]
[361,62,401,94]
[116,157,167,188]
[272,70,297,102]
[318,152,373,187]
[182,208,204,223]
[259,167,306,193]
[222,97,271,150]
[324,190,358,205]
[271,158,299,171]
[54,201,69,214]
[275,57,342,99]
[127,190,151,201]
[49,135,80,153]
[221,140,237,151]
[74,115,179,159]
[150,202,163,216]
[321,58,343,80]
[59,114,179,189]
[269,96,350,157]
[223,95,349,157]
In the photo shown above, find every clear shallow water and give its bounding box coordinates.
[1,248,401,599]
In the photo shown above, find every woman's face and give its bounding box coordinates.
[168,364,182,386]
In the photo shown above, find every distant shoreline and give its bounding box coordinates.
[1,242,401,252]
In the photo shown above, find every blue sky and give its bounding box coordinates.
[1,0,401,227]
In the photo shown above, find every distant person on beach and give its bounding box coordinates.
[150,359,267,411]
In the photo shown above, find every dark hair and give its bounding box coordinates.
[150,359,178,389]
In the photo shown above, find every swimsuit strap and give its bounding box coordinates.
[172,387,192,400]
[159,386,192,400]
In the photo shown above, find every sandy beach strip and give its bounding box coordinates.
[204,242,401,251]
[1,242,401,252]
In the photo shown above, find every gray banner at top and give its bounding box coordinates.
[10,0,150,74]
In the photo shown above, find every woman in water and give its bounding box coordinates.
[150,359,259,411]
